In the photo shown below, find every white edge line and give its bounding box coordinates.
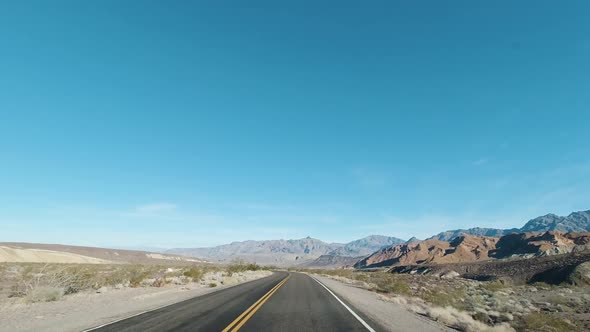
[81,310,149,331]
[310,275,377,332]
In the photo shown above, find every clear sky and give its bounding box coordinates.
[1,1,589,248]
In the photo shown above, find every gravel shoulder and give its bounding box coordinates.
[312,274,450,332]
[0,270,272,332]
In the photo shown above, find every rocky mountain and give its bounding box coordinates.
[167,235,404,266]
[356,235,499,268]
[428,210,590,242]
[356,231,590,269]
[167,209,590,267]
[327,235,404,257]
[429,227,518,242]
[521,211,590,233]
[490,231,590,259]
[167,237,339,266]
[405,236,421,244]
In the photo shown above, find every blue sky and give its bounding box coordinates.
[1,1,589,248]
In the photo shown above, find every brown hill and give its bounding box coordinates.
[356,235,498,268]
[0,242,207,265]
[356,231,590,269]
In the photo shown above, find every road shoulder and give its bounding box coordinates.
[312,274,449,332]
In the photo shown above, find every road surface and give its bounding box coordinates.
[87,271,384,332]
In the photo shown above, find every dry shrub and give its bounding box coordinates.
[423,306,514,332]
[226,260,261,276]
[128,269,150,288]
[2,262,263,302]
[482,281,508,293]
[373,275,411,295]
[25,286,64,303]
[151,278,166,287]
[422,290,459,308]
[514,313,577,332]
[11,264,95,300]
[183,267,204,281]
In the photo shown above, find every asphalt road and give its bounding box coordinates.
[88,272,382,332]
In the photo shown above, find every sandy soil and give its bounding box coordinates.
[0,243,205,265]
[312,274,451,332]
[0,270,271,332]
[0,247,111,264]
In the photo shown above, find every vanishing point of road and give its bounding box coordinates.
[86,271,384,332]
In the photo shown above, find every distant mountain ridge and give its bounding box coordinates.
[167,235,404,266]
[429,210,590,241]
[520,210,590,233]
[327,235,404,256]
[429,227,519,241]
[168,209,590,267]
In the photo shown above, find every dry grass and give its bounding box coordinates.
[183,267,205,281]
[514,312,577,332]
[368,273,411,296]
[226,259,262,276]
[9,264,102,301]
[481,280,508,292]
[421,287,467,309]
[1,262,270,303]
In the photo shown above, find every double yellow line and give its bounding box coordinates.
[222,274,290,332]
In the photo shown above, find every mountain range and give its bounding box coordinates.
[168,210,590,267]
[428,210,590,241]
[2,210,588,268]
[167,235,404,266]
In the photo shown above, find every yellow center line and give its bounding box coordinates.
[222,274,290,332]
[229,276,289,332]
[221,275,287,332]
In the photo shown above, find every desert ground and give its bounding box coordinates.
[303,269,590,332]
[0,261,271,332]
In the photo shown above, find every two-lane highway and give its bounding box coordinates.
[235,272,376,331]
[87,272,382,332]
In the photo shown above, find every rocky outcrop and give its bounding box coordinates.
[355,235,498,268]
[490,231,590,258]
[567,261,590,286]
[390,251,590,285]
[405,236,421,244]
[357,231,590,269]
